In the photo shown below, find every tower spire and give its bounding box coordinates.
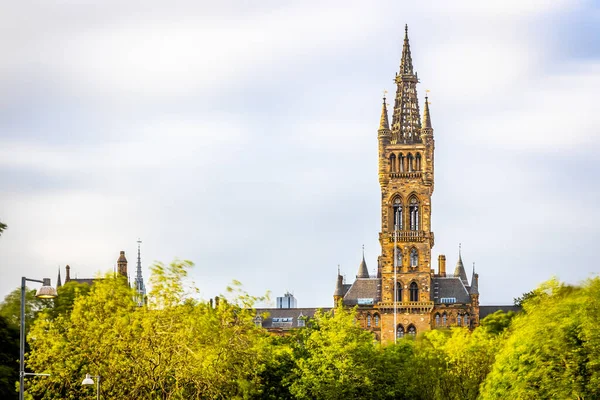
[391,24,422,144]
[399,24,414,75]
[454,243,469,286]
[134,238,146,306]
[56,266,62,288]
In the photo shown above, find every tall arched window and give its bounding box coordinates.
[409,282,419,302]
[457,314,462,326]
[367,314,372,327]
[398,153,405,172]
[410,248,418,268]
[393,198,403,230]
[395,282,403,302]
[395,247,403,269]
[464,314,469,327]
[415,153,422,171]
[409,197,419,231]
[442,313,447,326]
[407,153,414,172]
[389,154,396,173]
[435,313,440,327]
[397,325,405,338]
[374,314,380,327]
[407,325,417,336]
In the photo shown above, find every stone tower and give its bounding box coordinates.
[333,26,479,343]
[376,24,435,341]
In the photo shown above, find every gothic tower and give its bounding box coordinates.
[377,25,435,341]
[117,251,128,278]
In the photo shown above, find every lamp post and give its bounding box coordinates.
[82,373,100,400]
[19,277,57,400]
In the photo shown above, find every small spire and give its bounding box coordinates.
[470,263,479,295]
[422,92,432,129]
[379,92,390,131]
[454,244,468,286]
[334,265,345,298]
[56,266,62,288]
[357,246,369,278]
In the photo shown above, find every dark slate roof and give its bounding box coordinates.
[479,305,521,319]
[254,308,322,329]
[432,277,471,304]
[343,278,380,306]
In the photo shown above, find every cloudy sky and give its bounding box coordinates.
[1,0,599,307]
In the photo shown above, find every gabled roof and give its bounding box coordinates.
[432,276,471,304]
[343,278,380,306]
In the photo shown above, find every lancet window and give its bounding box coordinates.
[409,282,419,302]
[409,197,419,231]
[393,198,403,230]
[410,248,418,268]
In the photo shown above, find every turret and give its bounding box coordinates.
[65,264,71,282]
[333,267,344,305]
[378,95,391,185]
[117,251,128,278]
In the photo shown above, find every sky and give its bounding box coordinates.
[1,0,599,308]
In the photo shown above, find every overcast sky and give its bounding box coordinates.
[1,0,599,307]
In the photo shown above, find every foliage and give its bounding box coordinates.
[480,278,600,399]
[0,221,6,236]
[0,315,19,400]
[0,287,49,331]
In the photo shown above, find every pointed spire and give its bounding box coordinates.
[334,265,345,298]
[56,267,62,288]
[422,94,432,129]
[399,24,414,75]
[357,245,369,278]
[391,24,422,144]
[470,262,479,295]
[379,93,390,131]
[134,238,146,306]
[454,243,469,286]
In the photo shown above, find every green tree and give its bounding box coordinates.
[0,287,49,331]
[287,306,379,400]
[0,221,6,236]
[481,278,600,399]
[0,315,19,400]
[26,260,271,399]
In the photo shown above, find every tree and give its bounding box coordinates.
[26,261,271,399]
[481,278,600,399]
[287,306,379,400]
[0,315,19,400]
[0,287,49,331]
[0,221,6,237]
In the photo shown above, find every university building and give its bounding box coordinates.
[256,26,517,342]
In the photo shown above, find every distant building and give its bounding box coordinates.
[276,292,297,309]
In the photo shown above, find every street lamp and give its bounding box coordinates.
[82,373,100,400]
[19,277,57,400]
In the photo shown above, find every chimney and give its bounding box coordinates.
[438,255,446,277]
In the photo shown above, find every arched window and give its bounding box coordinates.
[457,314,462,326]
[407,153,414,172]
[398,153,405,172]
[393,198,403,230]
[442,313,447,326]
[396,325,405,338]
[367,314,372,327]
[374,314,380,327]
[410,248,418,268]
[395,247,402,269]
[395,282,403,302]
[389,154,396,173]
[409,282,419,302]
[435,313,440,327]
[415,153,422,171]
[409,197,419,231]
[464,314,469,327]
[407,325,417,336]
